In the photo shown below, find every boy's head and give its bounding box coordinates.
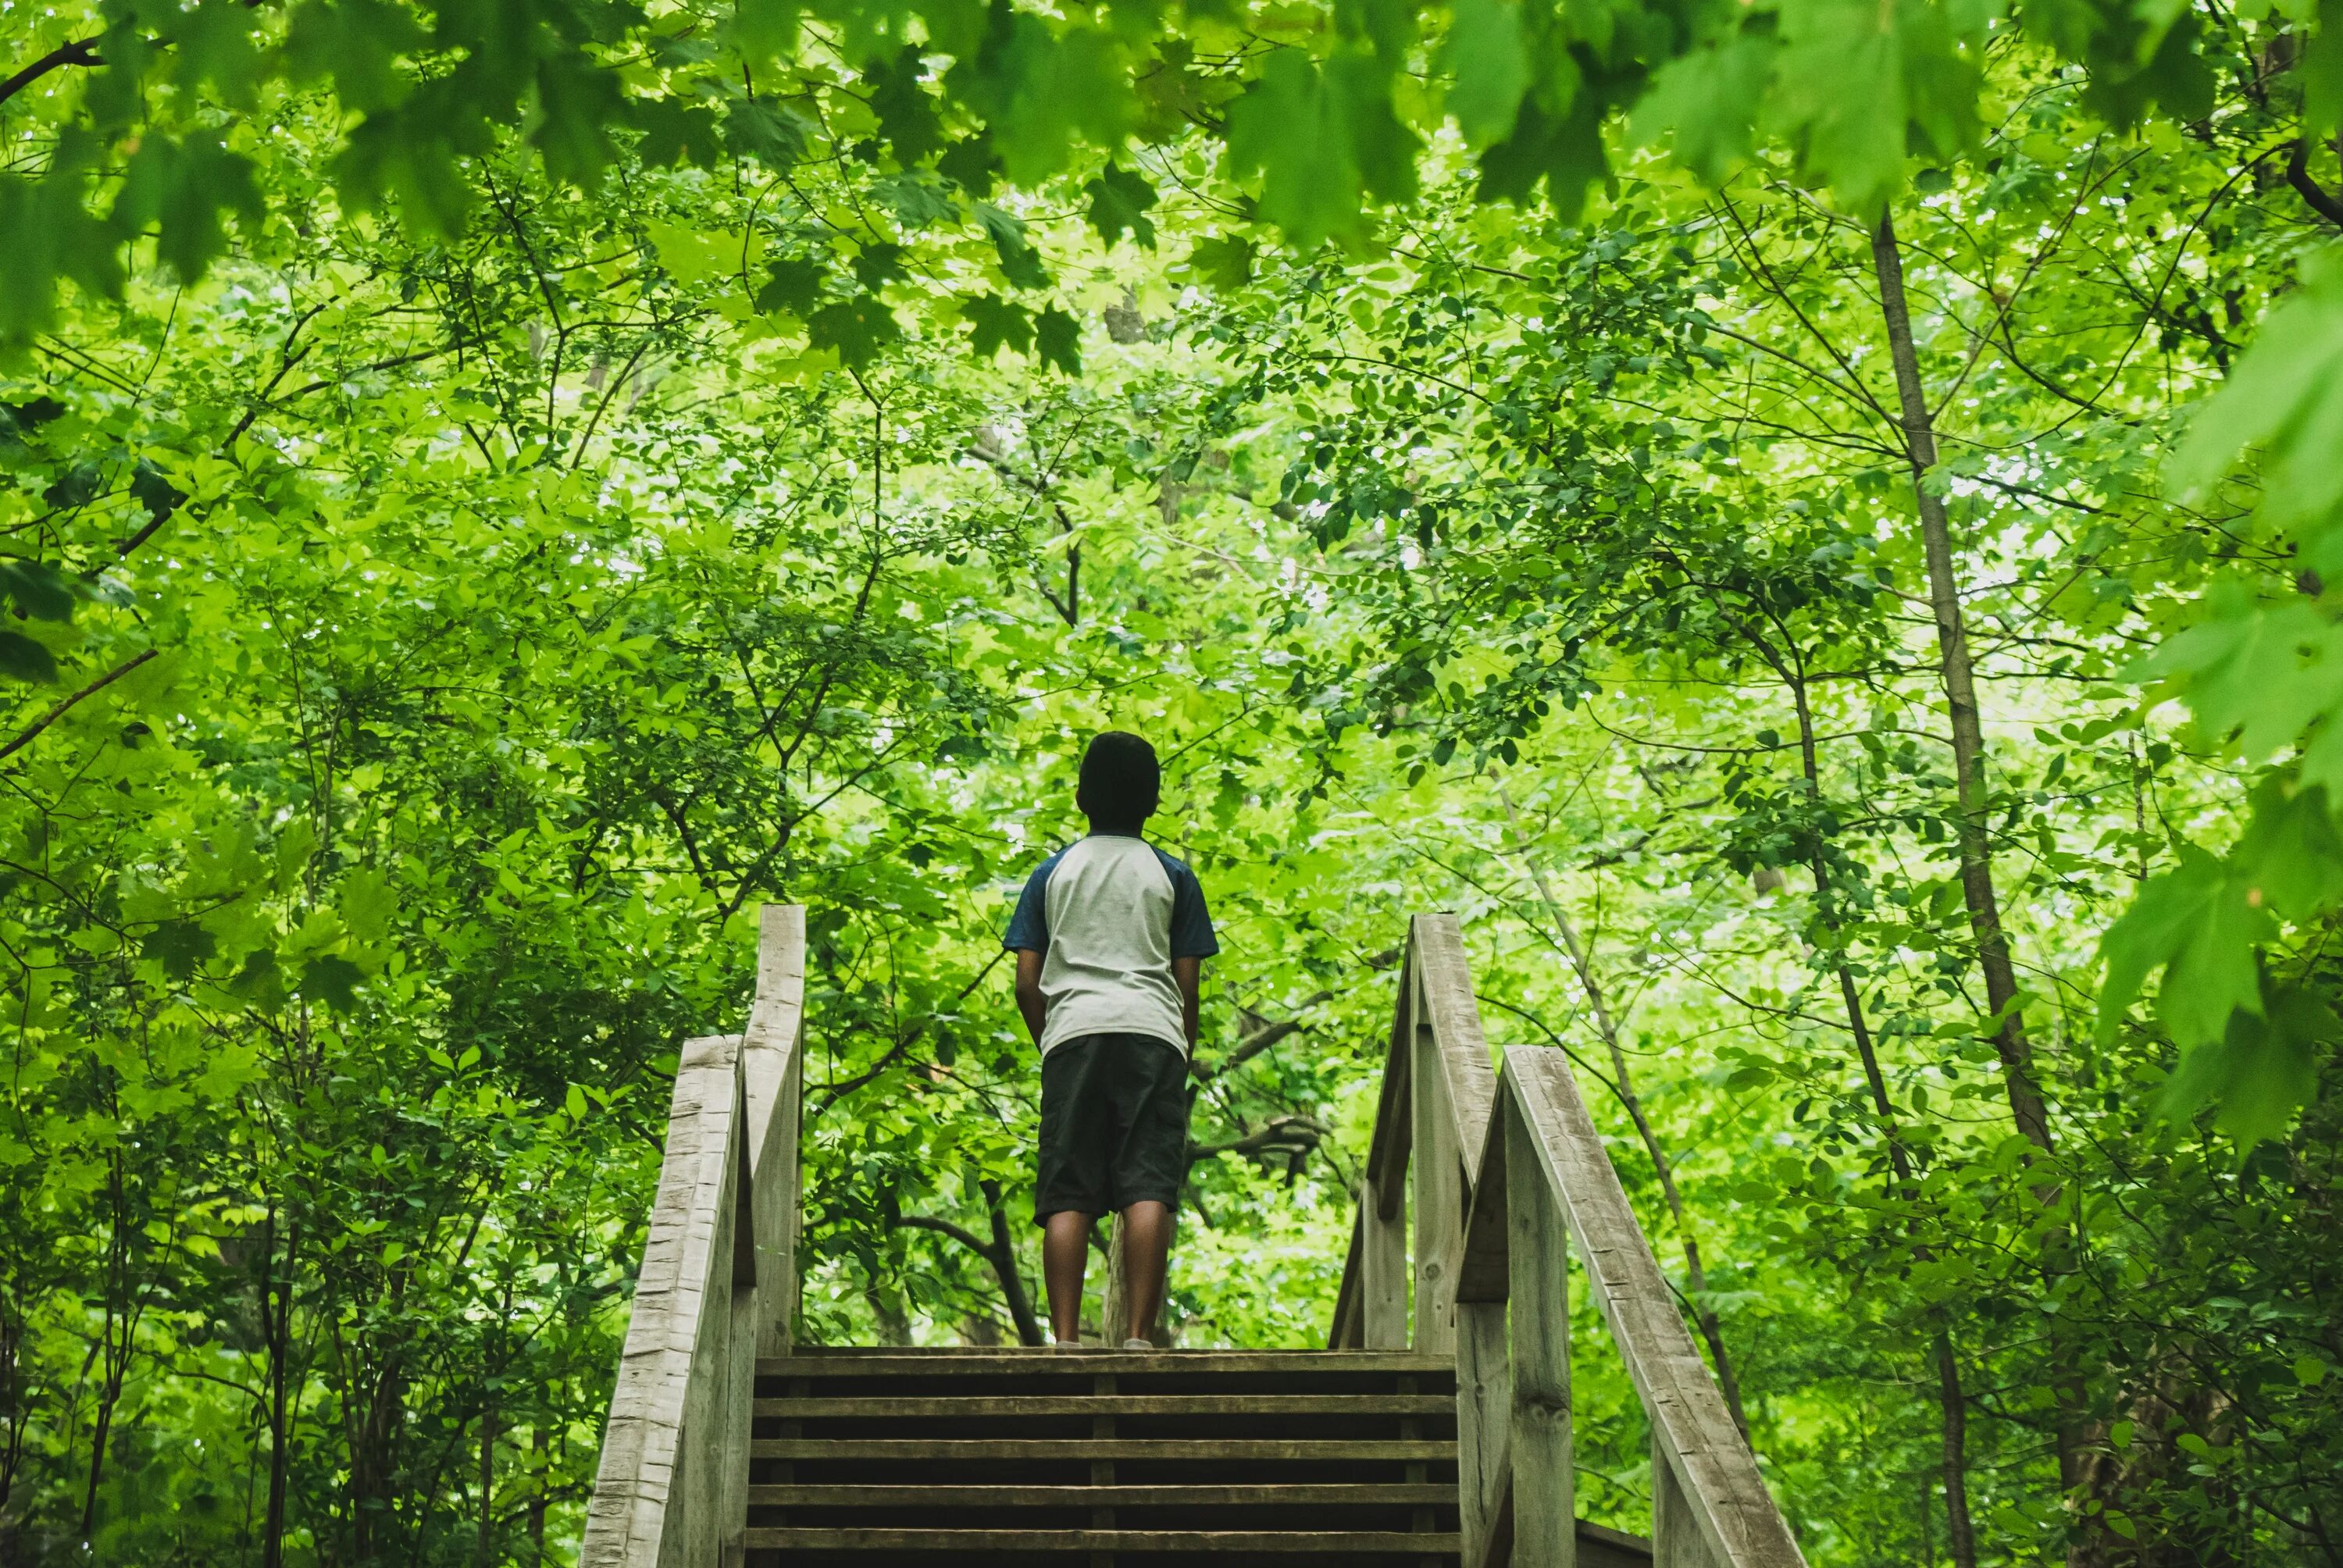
[1076,731,1161,834]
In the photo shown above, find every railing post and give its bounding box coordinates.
[744,904,806,1358]
[1360,1176,1409,1349]
[1506,1089,1574,1566]
[1410,952,1461,1357]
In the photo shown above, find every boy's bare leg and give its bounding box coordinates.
[1042,1210,1094,1342]
[1118,1201,1174,1344]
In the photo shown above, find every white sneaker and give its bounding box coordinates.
[1050,1338,1083,1352]
[1121,1338,1154,1351]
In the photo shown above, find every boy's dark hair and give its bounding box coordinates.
[1076,731,1161,832]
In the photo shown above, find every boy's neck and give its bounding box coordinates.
[1084,821,1147,839]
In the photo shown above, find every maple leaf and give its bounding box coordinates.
[965,294,1034,359]
[808,294,904,369]
[1083,160,1157,248]
[1034,307,1081,376]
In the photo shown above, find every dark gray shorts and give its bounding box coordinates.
[1034,1032,1190,1222]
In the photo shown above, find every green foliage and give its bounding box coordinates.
[3,0,2342,1563]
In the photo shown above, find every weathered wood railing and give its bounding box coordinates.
[581,904,805,1568]
[1329,914,1806,1568]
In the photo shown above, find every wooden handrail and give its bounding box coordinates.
[1332,914,1806,1568]
[581,905,807,1568]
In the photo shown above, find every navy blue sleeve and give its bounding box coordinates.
[1003,854,1056,952]
[1157,850,1219,960]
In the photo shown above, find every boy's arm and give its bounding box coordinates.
[1173,956,1202,1048]
[1014,948,1048,1046]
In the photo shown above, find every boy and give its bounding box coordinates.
[1003,731,1216,1350]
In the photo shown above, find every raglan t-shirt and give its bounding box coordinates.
[1002,833,1218,1058]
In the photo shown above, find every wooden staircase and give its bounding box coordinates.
[582,910,1803,1568]
[743,1348,1653,1566]
[745,1348,1459,1563]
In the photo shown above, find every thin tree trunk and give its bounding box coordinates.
[527,1427,548,1563]
[978,1181,1047,1347]
[1867,212,2056,1160]
[1495,786,1753,1441]
[1739,611,1981,1568]
[261,1212,294,1568]
[1870,212,2087,1518]
[1935,1330,1981,1568]
[477,1398,497,1567]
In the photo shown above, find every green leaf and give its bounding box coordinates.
[1182,233,1255,289]
[283,0,426,113]
[949,10,1135,184]
[964,293,1034,359]
[2169,249,2343,543]
[1082,160,1158,249]
[631,100,725,168]
[142,921,217,982]
[1475,93,1606,217]
[0,558,75,622]
[1630,31,1775,184]
[2097,846,2265,1047]
[301,954,366,1011]
[756,256,827,316]
[868,47,947,164]
[808,294,904,368]
[2309,0,2343,135]
[937,135,1001,195]
[1223,48,1421,248]
[338,865,396,946]
[1034,307,1082,376]
[2162,982,2326,1147]
[2134,591,2343,761]
[532,57,626,187]
[1446,0,1531,147]
[851,242,907,290]
[2298,1355,2331,1387]
[0,631,58,684]
[977,205,1050,290]
[726,98,813,167]
[2231,779,2343,921]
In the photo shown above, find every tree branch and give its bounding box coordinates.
[0,647,157,763]
[2288,137,2343,230]
[0,37,99,108]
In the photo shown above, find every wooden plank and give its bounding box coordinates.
[754,1394,1454,1417]
[750,1438,1455,1461]
[1366,939,1416,1222]
[1410,914,1498,1184]
[743,905,805,1360]
[1362,1173,1410,1350]
[1328,1199,1366,1349]
[1454,1299,1510,1557]
[1506,1089,1574,1568]
[1582,1520,1657,1567]
[1654,1435,1721,1568]
[747,1484,1460,1507]
[744,1528,1467,1552]
[1411,957,1464,1359]
[1504,1049,1805,1568]
[758,1351,1451,1376]
[581,1036,750,1568]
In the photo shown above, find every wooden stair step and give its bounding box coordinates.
[759,1352,1450,1377]
[745,1527,1464,1552]
[754,1438,1453,1460]
[750,1484,1457,1507]
[757,1394,1451,1418]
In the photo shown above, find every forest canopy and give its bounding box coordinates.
[2,0,2341,1563]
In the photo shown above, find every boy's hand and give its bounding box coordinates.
[1173,955,1202,1048]
[1013,948,1048,1046]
